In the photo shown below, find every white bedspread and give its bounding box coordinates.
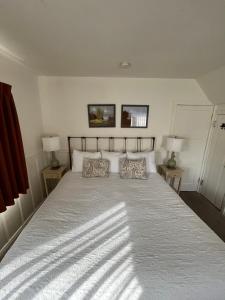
[1,172,225,300]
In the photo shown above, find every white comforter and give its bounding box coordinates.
[1,172,225,300]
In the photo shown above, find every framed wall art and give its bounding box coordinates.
[121,105,149,128]
[88,104,116,127]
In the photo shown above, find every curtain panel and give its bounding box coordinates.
[0,82,29,213]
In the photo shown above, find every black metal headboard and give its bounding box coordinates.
[67,136,156,169]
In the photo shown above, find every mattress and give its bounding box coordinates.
[0,172,225,300]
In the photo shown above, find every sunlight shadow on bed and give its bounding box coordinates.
[0,202,143,300]
[0,203,126,285]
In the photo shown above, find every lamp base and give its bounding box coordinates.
[167,152,176,169]
[50,151,60,169]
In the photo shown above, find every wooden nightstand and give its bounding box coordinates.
[42,166,67,196]
[158,165,184,194]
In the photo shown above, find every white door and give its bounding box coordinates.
[201,114,225,209]
[172,105,213,191]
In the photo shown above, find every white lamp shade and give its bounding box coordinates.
[166,137,184,152]
[42,136,60,152]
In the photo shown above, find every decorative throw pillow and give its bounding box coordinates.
[127,151,157,173]
[72,149,101,172]
[82,158,110,178]
[119,158,148,179]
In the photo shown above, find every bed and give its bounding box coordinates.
[1,137,225,300]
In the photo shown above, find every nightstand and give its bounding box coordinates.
[158,165,184,194]
[42,166,67,196]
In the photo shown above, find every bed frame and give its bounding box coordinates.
[67,136,156,169]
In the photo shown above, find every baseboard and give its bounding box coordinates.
[180,183,197,192]
[0,201,44,261]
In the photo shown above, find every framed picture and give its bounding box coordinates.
[88,104,116,127]
[121,105,149,128]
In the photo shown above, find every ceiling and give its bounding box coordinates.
[0,0,225,78]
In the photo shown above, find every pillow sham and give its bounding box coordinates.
[72,149,101,172]
[82,158,110,178]
[126,151,157,173]
[101,150,126,173]
[119,158,148,179]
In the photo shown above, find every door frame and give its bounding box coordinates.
[199,107,225,208]
[170,104,215,192]
[197,105,216,192]
[199,105,225,194]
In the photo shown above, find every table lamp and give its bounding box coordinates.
[166,137,184,169]
[42,136,60,169]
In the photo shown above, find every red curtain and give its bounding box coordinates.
[0,82,29,213]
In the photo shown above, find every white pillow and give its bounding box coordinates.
[72,149,101,172]
[101,151,126,173]
[126,151,157,173]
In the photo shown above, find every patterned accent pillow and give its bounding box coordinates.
[119,158,148,179]
[82,158,110,178]
[127,150,157,173]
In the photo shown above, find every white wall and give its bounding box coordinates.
[197,65,225,104]
[0,56,46,258]
[39,76,210,164]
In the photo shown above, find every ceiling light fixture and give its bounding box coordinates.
[119,61,131,69]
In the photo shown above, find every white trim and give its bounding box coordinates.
[171,104,214,192]
[28,178,36,211]
[0,151,46,258]
[0,214,10,241]
[16,196,25,224]
[199,105,225,194]
[0,200,44,261]
[181,183,196,192]
[35,156,45,202]
[197,105,216,191]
